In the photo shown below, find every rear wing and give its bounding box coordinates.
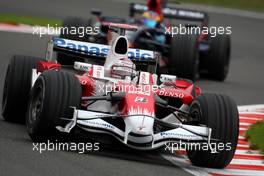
[129,3,209,24]
[45,37,158,64]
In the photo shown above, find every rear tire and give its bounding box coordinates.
[26,70,81,142]
[187,93,239,168]
[200,34,231,81]
[168,34,199,81]
[2,55,43,123]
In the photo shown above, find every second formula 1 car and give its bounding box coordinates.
[58,1,231,81]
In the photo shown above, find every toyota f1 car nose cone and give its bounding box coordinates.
[124,115,154,136]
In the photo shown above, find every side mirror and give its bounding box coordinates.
[91,8,102,16]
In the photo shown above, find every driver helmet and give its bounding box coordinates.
[142,11,162,28]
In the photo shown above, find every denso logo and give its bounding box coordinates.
[53,38,153,60]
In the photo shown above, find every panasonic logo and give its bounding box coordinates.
[53,38,153,60]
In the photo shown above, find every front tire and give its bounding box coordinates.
[187,93,239,168]
[2,55,43,123]
[26,70,81,142]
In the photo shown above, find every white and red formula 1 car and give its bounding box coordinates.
[2,23,238,168]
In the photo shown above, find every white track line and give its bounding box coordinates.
[239,127,248,131]
[230,158,264,166]
[235,149,263,155]
[240,116,263,121]
[240,122,251,126]
[237,144,250,148]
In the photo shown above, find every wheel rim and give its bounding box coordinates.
[28,85,44,125]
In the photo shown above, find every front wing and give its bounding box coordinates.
[56,107,212,150]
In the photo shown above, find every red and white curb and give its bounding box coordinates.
[0,23,59,36]
[162,105,264,176]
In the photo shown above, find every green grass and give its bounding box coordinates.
[246,121,264,154]
[175,0,264,12]
[0,14,62,27]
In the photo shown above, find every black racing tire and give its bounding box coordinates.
[187,93,239,168]
[57,17,92,65]
[26,70,81,142]
[2,55,43,123]
[168,34,199,81]
[201,34,231,81]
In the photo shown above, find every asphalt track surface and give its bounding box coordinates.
[0,0,264,176]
